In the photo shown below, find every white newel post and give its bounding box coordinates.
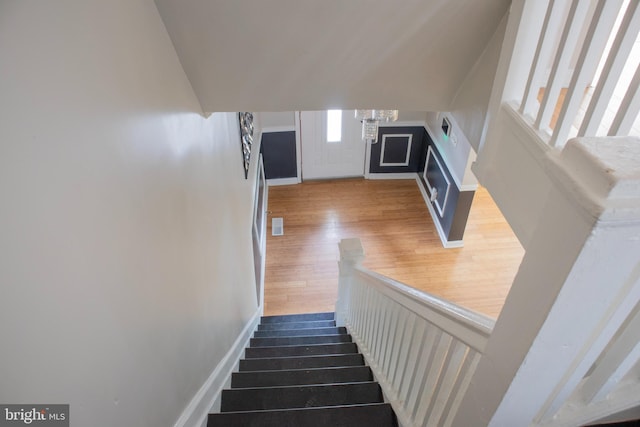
[336,238,365,328]
[453,137,640,427]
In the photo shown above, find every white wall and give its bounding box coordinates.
[0,2,259,426]
[451,12,508,152]
[474,105,554,248]
[154,0,510,112]
[259,112,296,130]
[397,111,428,123]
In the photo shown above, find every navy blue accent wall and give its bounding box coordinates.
[369,126,426,173]
[419,131,474,242]
[260,131,297,179]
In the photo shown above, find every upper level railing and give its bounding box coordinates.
[518,0,640,147]
[335,238,495,427]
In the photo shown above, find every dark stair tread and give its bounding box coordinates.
[254,327,346,337]
[250,334,352,347]
[239,353,365,371]
[245,342,358,358]
[258,320,336,331]
[221,381,383,412]
[260,312,335,324]
[208,403,397,427]
[231,366,372,388]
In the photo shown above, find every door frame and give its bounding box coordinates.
[294,111,303,183]
[296,110,368,181]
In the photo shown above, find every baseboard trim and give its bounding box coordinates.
[174,309,261,427]
[368,173,419,180]
[267,177,300,186]
[415,177,464,249]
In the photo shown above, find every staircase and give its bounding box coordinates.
[208,312,398,426]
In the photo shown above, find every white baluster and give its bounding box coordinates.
[398,320,428,408]
[384,306,402,378]
[551,0,624,147]
[392,312,417,390]
[409,326,442,420]
[609,62,640,135]
[520,0,567,118]
[535,0,591,133]
[580,1,640,136]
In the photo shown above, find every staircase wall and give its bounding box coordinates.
[473,104,555,249]
[0,2,261,426]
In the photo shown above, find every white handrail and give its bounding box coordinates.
[336,238,494,427]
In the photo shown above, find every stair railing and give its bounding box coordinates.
[335,238,495,427]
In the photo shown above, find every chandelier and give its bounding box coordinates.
[355,110,398,143]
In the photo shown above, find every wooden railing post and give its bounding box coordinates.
[453,137,640,427]
[336,238,365,327]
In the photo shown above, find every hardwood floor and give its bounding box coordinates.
[263,178,524,319]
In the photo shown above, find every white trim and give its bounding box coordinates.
[379,120,427,128]
[368,172,418,180]
[416,177,464,249]
[294,112,303,183]
[267,177,299,186]
[459,183,479,192]
[380,134,413,167]
[423,146,451,218]
[261,125,295,133]
[173,310,260,427]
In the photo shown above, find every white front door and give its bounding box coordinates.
[299,110,366,180]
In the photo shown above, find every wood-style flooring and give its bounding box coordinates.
[263,179,524,319]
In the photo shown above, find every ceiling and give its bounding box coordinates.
[154,0,510,113]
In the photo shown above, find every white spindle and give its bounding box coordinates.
[442,351,482,427]
[580,0,640,136]
[387,309,406,381]
[391,312,416,388]
[609,61,640,135]
[580,304,640,403]
[383,305,400,377]
[365,287,376,349]
[520,0,567,118]
[550,0,623,147]
[398,321,428,406]
[415,331,452,424]
[374,296,389,360]
[354,283,364,337]
[379,301,395,374]
[535,0,591,133]
[409,327,441,419]
[425,339,469,427]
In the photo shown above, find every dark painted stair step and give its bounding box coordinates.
[231,366,372,388]
[260,312,334,324]
[258,320,336,331]
[208,403,397,427]
[221,381,383,412]
[239,353,365,371]
[245,342,357,358]
[250,334,351,347]
[254,326,346,338]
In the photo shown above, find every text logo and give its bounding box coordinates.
[0,405,68,426]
